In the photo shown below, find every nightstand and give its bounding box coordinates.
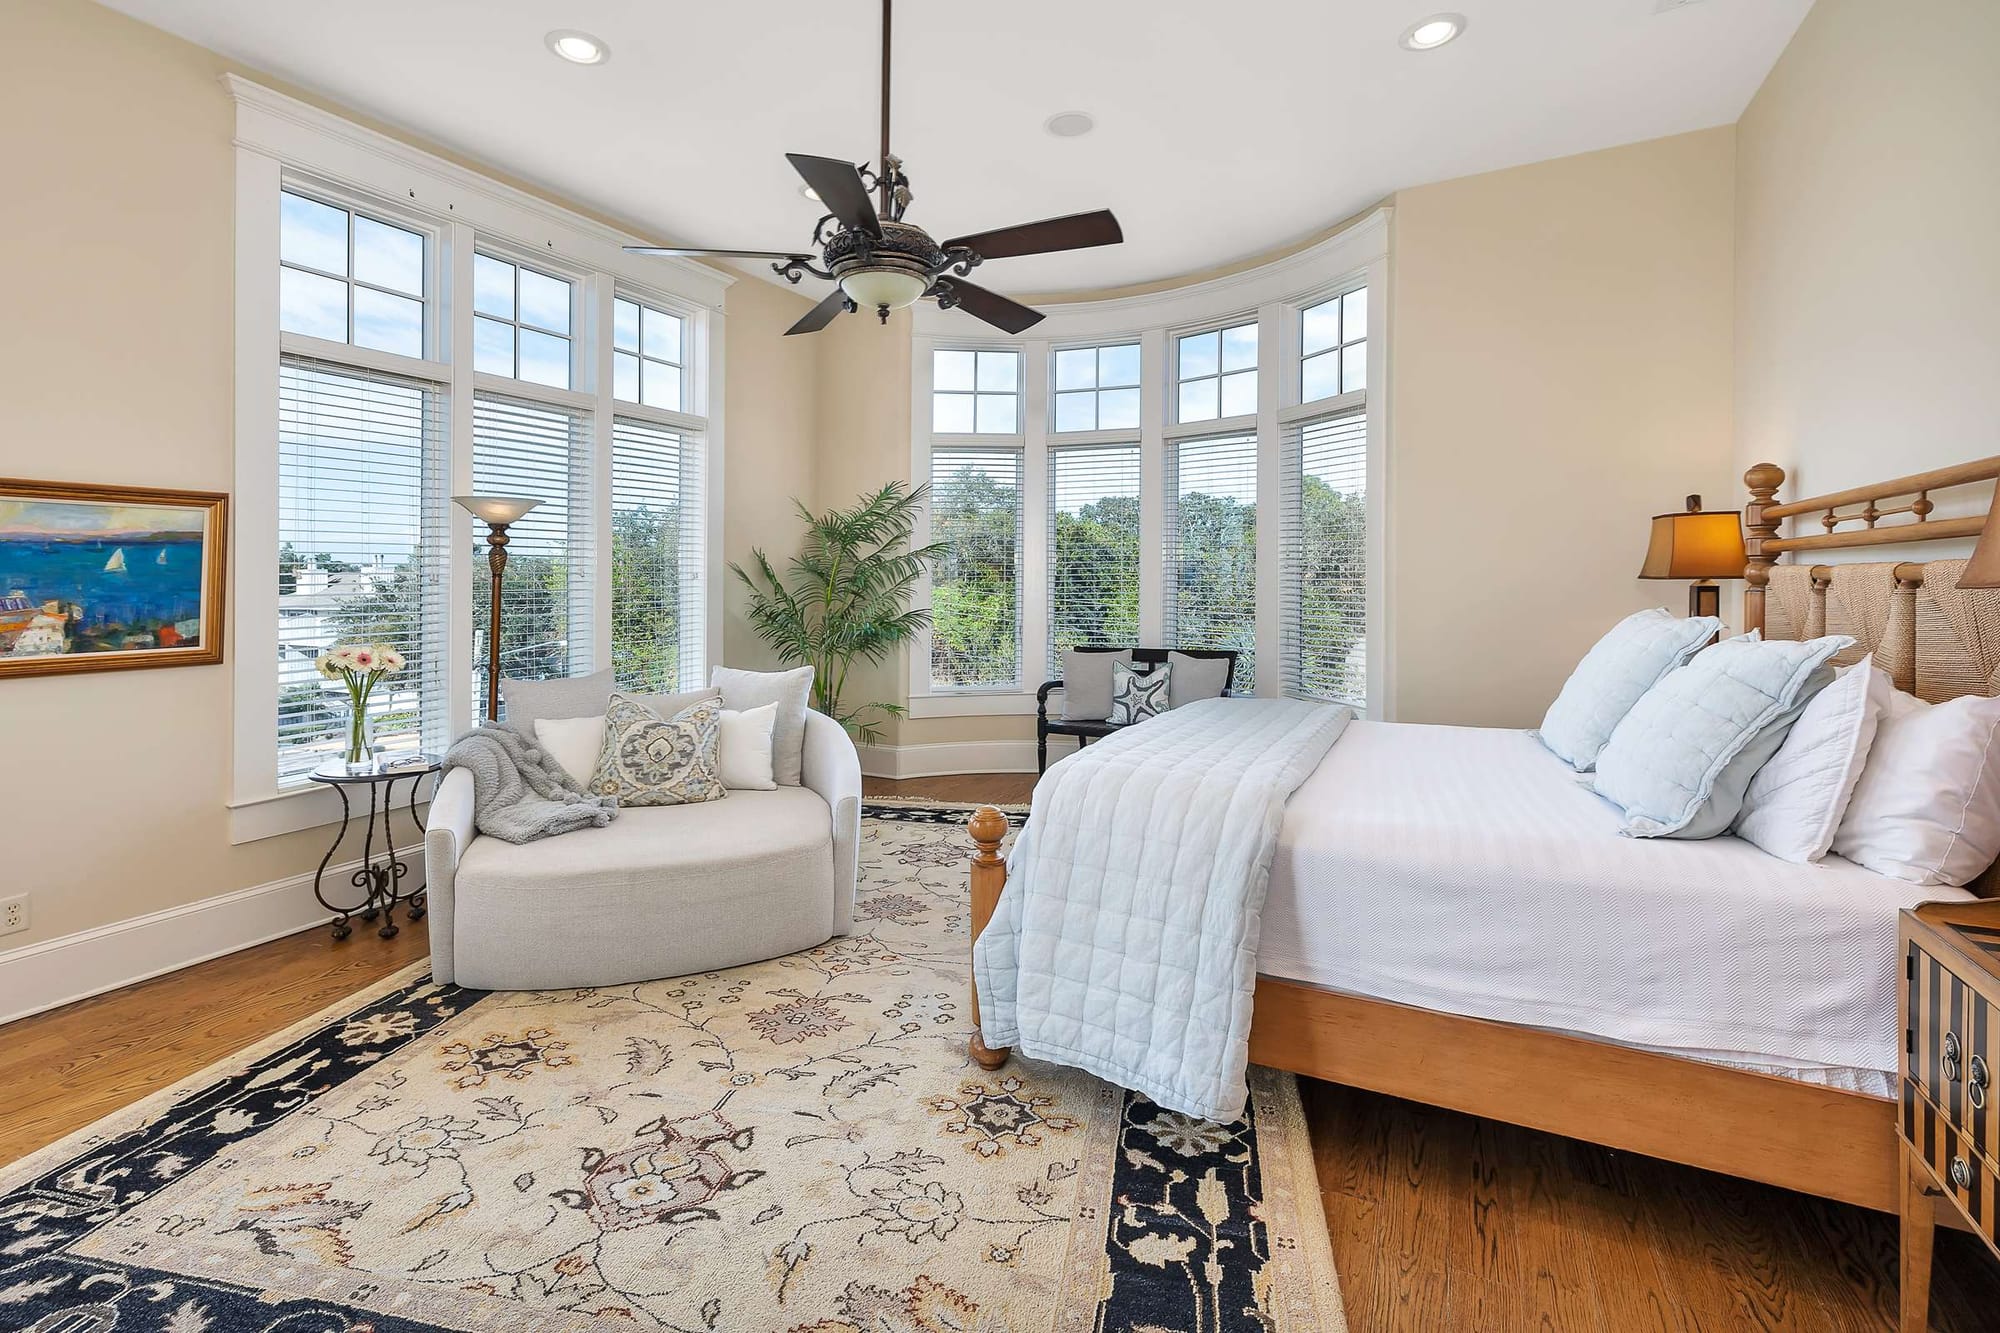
[1898,899,2000,1331]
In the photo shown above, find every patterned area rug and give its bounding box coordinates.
[0,805,1344,1332]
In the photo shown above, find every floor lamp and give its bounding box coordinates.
[454,494,543,722]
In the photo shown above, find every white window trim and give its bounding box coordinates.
[909,207,1391,719]
[228,77,731,842]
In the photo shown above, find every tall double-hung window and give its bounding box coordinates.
[1047,342,1142,673]
[928,350,1024,689]
[262,170,715,796]
[1281,287,1371,706]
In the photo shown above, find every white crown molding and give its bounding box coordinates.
[222,75,734,312]
[913,207,1392,342]
[0,847,427,1027]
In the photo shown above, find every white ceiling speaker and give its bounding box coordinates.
[1045,112,1097,139]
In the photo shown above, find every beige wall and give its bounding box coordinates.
[1388,128,1739,727]
[0,1,816,949]
[1734,0,1999,530]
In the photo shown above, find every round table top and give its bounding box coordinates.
[308,754,441,785]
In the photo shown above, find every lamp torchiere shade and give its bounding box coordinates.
[1639,494,1747,620]
[1958,501,2000,589]
[455,494,545,721]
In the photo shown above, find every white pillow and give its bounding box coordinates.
[1733,656,1892,863]
[1832,691,2000,886]
[1535,608,1722,771]
[534,714,606,787]
[716,702,779,790]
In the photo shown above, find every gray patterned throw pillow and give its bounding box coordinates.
[588,692,727,806]
[1107,661,1170,726]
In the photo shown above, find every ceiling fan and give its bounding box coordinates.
[624,0,1123,336]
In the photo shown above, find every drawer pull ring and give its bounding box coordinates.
[1943,1054,1961,1084]
[1950,1155,1973,1190]
[1973,1055,1991,1110]
[1974,1080,1988,1111]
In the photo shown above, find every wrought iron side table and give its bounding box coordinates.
[308,755,440,940]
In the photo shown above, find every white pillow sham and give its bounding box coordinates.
[1732,656,1891,863]
[534,714,606,787]
[717,702,779,791]
[1831,690,2000,886]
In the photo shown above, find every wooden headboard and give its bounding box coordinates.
[1743,458,2000,702]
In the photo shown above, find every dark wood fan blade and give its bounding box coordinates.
[625,245,813,260]
[784,289,852,336]
[941,210,1123,261]
[935,279,1044,334]
[786,154,883,237]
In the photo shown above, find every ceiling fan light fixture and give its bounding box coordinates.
[799,184,823,203]
[545,29,609,65]
[1399,13,1466,50]
[838,267,929,317]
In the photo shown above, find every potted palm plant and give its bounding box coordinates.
[732,482,945,744]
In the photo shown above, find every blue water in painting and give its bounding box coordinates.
[0,539,203,628]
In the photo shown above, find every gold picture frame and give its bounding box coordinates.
[0,478,228,679]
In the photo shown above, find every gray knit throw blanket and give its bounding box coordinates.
[441,722,618,843]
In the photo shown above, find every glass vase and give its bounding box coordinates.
[343,697,376,772]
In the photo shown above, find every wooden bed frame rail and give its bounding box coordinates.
[963,457,2000,1216]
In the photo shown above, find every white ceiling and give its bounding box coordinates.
[104,0,1810,295]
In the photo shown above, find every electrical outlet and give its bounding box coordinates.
[1,894,27,937]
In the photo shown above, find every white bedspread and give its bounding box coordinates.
[974,697,1350,1122]
[1260,721,1971,1087]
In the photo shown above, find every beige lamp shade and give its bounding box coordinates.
[453,494,543,526]
[1959,503,2000,588]
[1639,497,1747,581]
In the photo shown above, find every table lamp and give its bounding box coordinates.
[454,494,543,721]
[1640,494,1747,620]
[1958,499,2000,589]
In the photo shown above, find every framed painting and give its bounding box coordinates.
[0,478,228,679]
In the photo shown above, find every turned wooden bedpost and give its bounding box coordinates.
[1743,462,1785,638]
[967,805,1013,1071]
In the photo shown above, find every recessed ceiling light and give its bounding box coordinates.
[1045,111,1096,139]
[545,29,609,65]
[1399,13,1466,50]
[799,184,823,203]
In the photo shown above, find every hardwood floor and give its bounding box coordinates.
[7,772,1999,1330]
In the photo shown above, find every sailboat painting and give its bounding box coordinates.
[0,479,228,678]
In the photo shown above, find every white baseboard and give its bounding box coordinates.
[0,847,427,1027]
[858,738,1076,780]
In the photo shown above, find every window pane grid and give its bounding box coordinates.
[1281,410,1367,706]
[471,393,594,712]
[612,417,704,693]
[1165,432,1258,688]
[1175,321,1258,424]
[1048,443,1141,675]
[279,190,427,359]
[1052,343,1141,434]
[472,254,574,389]
[929,445,1022,689]
[277,355,450,786]
[1301,287,1368,402]
[933,349,1021,435]
[614,297,686,411]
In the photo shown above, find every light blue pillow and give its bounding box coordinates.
[1592,634,1855,839]
[1534,609,1722,771]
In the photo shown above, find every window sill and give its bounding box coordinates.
[906,692,1041,719]
[229,783,434,845]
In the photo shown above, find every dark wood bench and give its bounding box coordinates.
[1035,647,1239,773]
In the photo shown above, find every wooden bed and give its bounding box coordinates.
[964,456,2000,1215]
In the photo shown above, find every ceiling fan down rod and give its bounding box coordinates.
[879,0,892,216]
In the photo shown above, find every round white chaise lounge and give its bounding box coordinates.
[421,709,862,990]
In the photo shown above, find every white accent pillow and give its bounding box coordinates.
[711,665,814,785]
[1832,691,2000,886]
[1733,656,1892,863]
[534,714,607,787]
[1535,608,1722,771]
[717,702,779,790]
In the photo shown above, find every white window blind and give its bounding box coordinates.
[1166,432,1258,689]
[929,445,1023,689]
[611,417,704,692]
[277,355,449,785]
[1048,443,1141,674]
[471,392,593,712]
[1281,410,1368,706]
